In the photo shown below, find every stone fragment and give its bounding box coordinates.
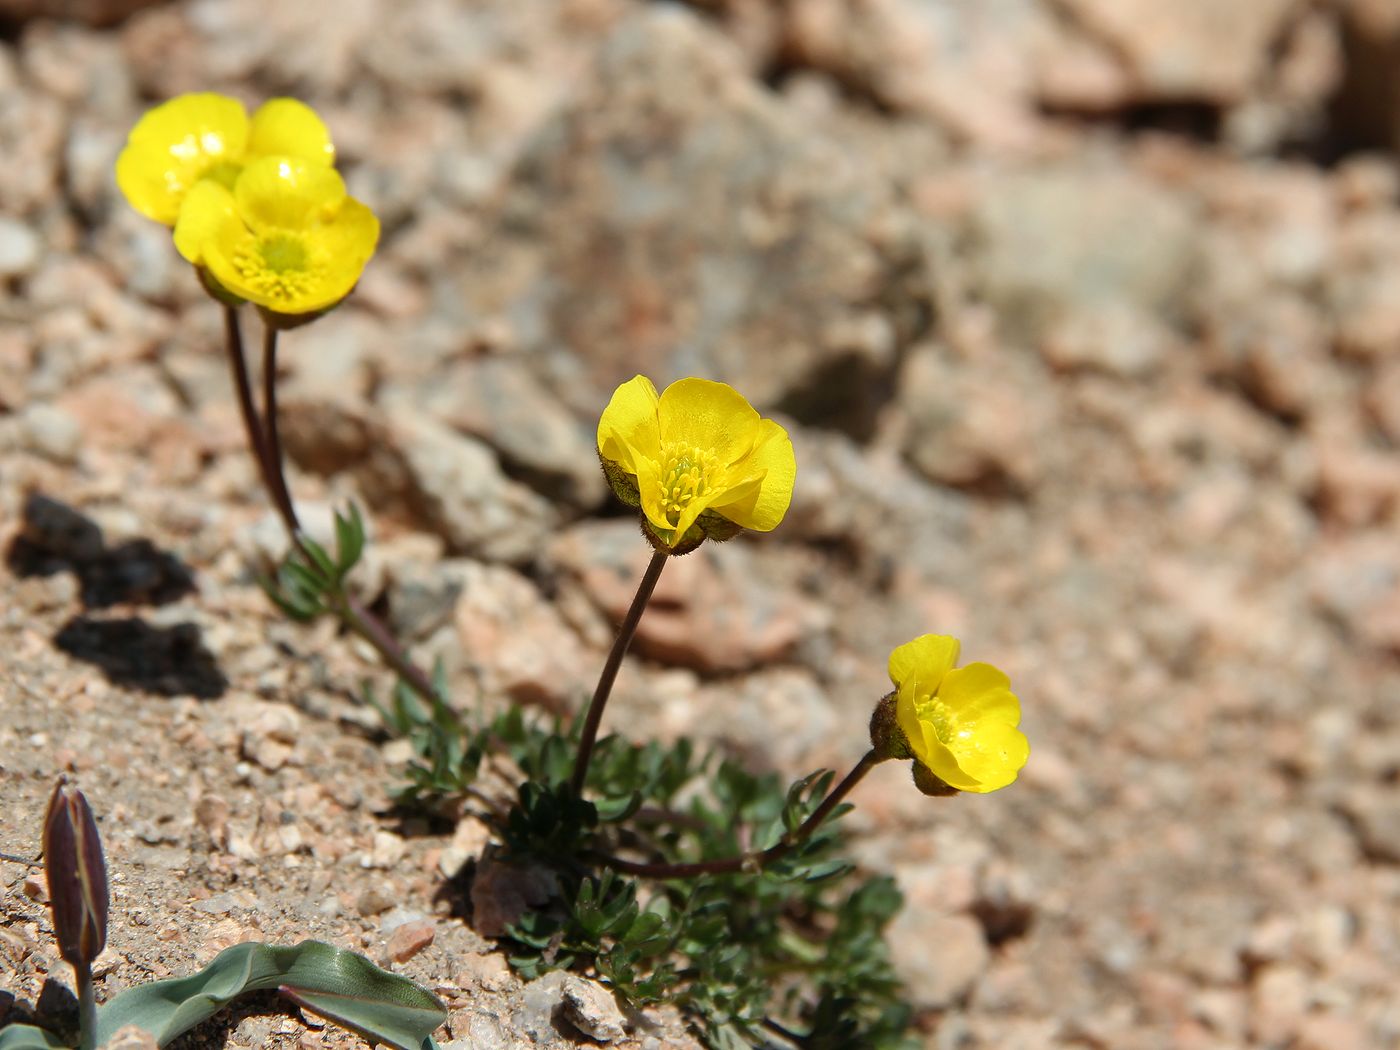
[888,911,990,1009]
[782,0,1047,148]
[97,1026,158,1050]
[550,520,820,673]
[1338,789,1400,863]
[463,5,926,435]
[560,975,627,1043]
[1058,0,1297,104]
[1249,964,1310,1046]
[278,400,554,564]
[969,165,1199,342]
[385,356,607,508]
[898,346,1043,493]
[453,560,591,709]
[386,918,436,964]
[19,403,82,463]
[194,794,230,848]
[0,216,40,278]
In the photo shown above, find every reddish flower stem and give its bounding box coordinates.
[221,305,443,708]
[570,550,668,793]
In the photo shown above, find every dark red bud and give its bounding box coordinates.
[42,778,109,967]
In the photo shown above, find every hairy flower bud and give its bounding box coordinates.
[868,692,912,761]
[42,778,109,969]
[912,763,959,797]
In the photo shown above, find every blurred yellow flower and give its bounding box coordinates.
[116,93,335,226]
[598,376,796,551]
[173,156,378,317]
[889,634,1028,793]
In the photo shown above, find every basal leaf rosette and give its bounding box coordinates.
[873,634,1029,794]
[116,92,336,226]
[173,156,379,321]
[597,376,796,553]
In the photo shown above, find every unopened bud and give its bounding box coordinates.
[868,692,912,761]
[42,777,109,968]
[912,763,958,797]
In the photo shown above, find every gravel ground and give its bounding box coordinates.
[2,1,1400,1048]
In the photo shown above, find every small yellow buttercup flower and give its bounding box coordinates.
[116,93,336,226]
[597,376,796,552]
[887,634,1028,793]
[172,156,379,317]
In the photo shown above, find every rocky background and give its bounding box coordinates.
[3,0,1400,1047]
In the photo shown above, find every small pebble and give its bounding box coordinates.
[387,918,435,963]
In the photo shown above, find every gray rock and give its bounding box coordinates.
[560,976,627,1043]
[0,216,40,278]
[548,519,826,673]
[968,164,1200,341]
[888,911,990,1010]
[19,402,82,462]
[1059,0,1298,104]
[279,400,556,564]
[383,355,607,508]
[464,5,928,437]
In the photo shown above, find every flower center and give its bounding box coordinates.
[658,443,721,525]
[231,231,320,305]
[914,693,955,744]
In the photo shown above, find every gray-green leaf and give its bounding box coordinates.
[93,940,445,1049]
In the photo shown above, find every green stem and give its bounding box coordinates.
[75,961,96,1050]
[570,550,668,794]
[598,750,881,879]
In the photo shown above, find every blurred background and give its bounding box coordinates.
[1,1,1399,1048]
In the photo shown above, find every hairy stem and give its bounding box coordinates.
[598,750,882,879]
[570,550,668,793]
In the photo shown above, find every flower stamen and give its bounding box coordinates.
[658,443,722,526]
[231,231,321,306]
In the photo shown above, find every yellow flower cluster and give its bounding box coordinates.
[116,93,377,318]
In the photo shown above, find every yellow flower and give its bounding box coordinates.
[116,92,336,226]
[172,156,379,317]
[889,634,1028,793]
[597,376,796,551]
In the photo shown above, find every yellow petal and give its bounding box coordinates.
[172,179,238,266]
[115,92,249,225]
[887,634,960,692]
[635,455,676,542]
[248,98,336,167]
[948,721,1029,793]
[708,418,795,532]
[895,683,928,763]
[234,156,347,233]
[597,376,662,477]
[939,663,1020,727]
[657,378,762,467]
[300,195,380,311]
